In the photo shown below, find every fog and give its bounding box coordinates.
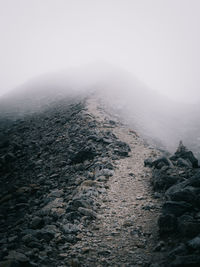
[0,0,200,157]
[1,0,200,103]
[0,65,200,158]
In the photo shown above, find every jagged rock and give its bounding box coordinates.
[78,207,97,219]
[152,170,180,191]
[187,236,200,250]
[177,158,192,168]
[152,156,173,169]
[165,186,198,205]
[162,201,192,216]
[62,223,80,234]
[171,141,198,168]
[70,146,97,164]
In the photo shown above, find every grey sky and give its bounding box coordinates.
[0,0,200,102]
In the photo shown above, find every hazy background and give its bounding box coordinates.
[0,0,200,103]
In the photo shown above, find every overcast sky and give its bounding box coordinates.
[0,0,200,102]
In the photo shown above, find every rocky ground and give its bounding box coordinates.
[146,142,200,266]
[0,95,199,267]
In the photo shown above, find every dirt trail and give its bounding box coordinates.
[71,97,163,266]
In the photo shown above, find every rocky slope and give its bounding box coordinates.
[0,94,199,267]
[146,142,200,266]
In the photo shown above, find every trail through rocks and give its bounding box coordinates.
[69,97,163,266]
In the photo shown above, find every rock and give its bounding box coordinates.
[144,158,153,167]
[30,216,44,229]
[0,260,20,267]
[95,169,114,177]
[168,243,187,258]
[165,186,198,205]
[123,218,135,227]
[170,255,200,266]
[162,201,192,216]
[177,158,192,168]
[48,189,64,198]
[68,198,91,211]
[178,216,200,238]
[40,198,65,216]
[188,171,200,187]
[188,236,200,250]
[152,170,180,191]
[158,214,177,235]
[152,157,172,169]
[5,251,29,262]
[153,241,165,252]
[21,234,37,244]
[70,146,96,164]
[8,236,18,243]
[172,141,198,168]
[113,141,131,157]
[78,207,97,219]
[62,223,79,234]
[36,229,55,241]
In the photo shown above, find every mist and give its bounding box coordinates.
[1,0,200,102]
[1,0,200,157]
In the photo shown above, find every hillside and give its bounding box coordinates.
[0,94,165,266]
[0,74,200,266]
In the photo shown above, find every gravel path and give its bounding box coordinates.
[70,97,164,266]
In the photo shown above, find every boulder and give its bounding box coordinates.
[187,236,200,250]
[162,201,192,217]
[152,170,180,191]
[172,141,198,168]
[178,216,200,238]
[152,157,173,169]
[165,186,198,205]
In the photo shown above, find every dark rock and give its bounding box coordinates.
[188,171,200,187]
[152,170,180,191]
[5,251,29,263]
[152,157,172,169]
[165,186,198,205]
[0,260,21,267]
[172,141,198,168]
[158,214,177,235]
[170,255,200,266]
[178,216,200,238]
[168,243,187,258]
[70,146,96,164]
[187,236,200,250]
[162,201,192,216]
[36,229,55,242]
[144,158,153,167]
[113,141,131,157]
[30,216,44,229]
[177,158,192,168]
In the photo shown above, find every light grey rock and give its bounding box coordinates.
[78,207,97,219]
